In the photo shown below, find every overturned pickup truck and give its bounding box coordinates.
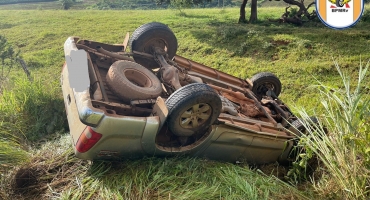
[61,22,306,164]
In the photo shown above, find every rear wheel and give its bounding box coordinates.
[165,83,222,137]
[129,22,178,69]
[250,72,281,99]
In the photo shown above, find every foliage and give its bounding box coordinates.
[170,0,194,11]
[0,77,67,142]
[86,0,235,10]
[292,63,370,199]
[361,6,370,22]
[59,0,74,10]
[0,0,56,5]
[155,0,212,6]
[0,140,29,168]
[287,7,298,18]
[0,35,19,93]
[87,0,163,10]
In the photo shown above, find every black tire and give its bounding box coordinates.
[250,72,282,99]
[106,60,162,102]
[336,0,344,7]
[165,83,222,137]
[129,22,178,69]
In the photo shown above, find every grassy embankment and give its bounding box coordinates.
[0,6,369,199]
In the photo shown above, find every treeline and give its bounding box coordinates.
[88,0,240,10]
[0,0,56,5]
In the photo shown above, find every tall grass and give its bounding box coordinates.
[0,76,67,142]
[2,135,306,200]
[0,75,66,180]
[296,62,370,199]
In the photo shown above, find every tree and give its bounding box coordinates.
[275,0,316,25]
[157,0,317,25]
[170,0,194,12]
[239,0,316,25]
[60,0,75,10]
[238,0,258,23]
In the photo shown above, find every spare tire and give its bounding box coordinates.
[165,83,222,137]
[106,60,162,102]
[129,22,178,69]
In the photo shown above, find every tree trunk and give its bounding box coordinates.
[249,0,258,22]
[238,0,248,23]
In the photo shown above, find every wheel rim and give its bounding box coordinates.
[256,81,276,95]
[179,103,212,129]
[143,38,168,54]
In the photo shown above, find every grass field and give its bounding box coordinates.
[0,6,369,199]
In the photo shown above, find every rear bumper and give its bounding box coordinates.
[64,37,104,127]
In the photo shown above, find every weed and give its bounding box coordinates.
[0,35,19,92]
[292,62,370,199]
[0,77,67,142]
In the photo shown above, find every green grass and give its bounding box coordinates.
[0,7,369,112]
[0,0,96,10]
[0,6,369,199]
[294,63,370,199]
[2,135,306,200]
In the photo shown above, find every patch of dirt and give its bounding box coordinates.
[257,155,322,183]
[258,162,289,180]
[272,40,290,46]
[8,151,89,200]
[304,156,323,181]
[12,167,40,195]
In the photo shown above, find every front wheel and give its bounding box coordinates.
[165,83,222,137]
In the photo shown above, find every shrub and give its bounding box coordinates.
[361,8,370,22]
[59,0,74,10]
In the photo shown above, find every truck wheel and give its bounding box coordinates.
[165,83,222,137]
[129,22,178,69]
[106,60,162,102]
[336,0,344,7]
[250,72,281,99]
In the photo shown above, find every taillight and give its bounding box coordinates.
[76,126,102,153]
